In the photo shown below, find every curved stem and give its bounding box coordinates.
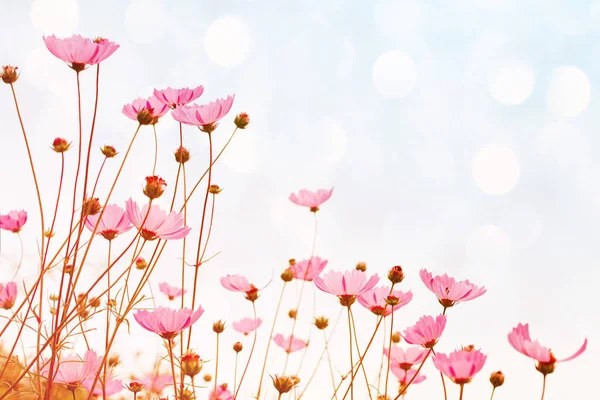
[540,374,547,400]
[168,339,179,400]
[490,387,496,400]
[102,240,112,399]
[234,303,258,399]
[384,309,394,398]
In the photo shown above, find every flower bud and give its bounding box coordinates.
[391,331,402,343]
[385,295,400,306]
[209,184,222,194]
[101,145,118,158]
[280,267,294,282]
[314,316,329,330]
[271,375,299,394]
[203,374,212,382]
[174,146,190,164]
[288,309,297,319]
[213,320,226,333]
[461,344,475,352]
[234,112,250,129]
[180,388,194,400]
[1,65,19,84]
[64,264,74,274]
[89,297,101,308]
[108,355,121,368]
[49,294,59,301]
[135,257,148,270]
[355,262,367,272]
[143,175,167,199]
[489,371,505,388]
[181,351,203,378]
[388,265,405,284]
[288,259,296,266]
[245,286,259,302]
[233,342,243,353]
[82,197,102,216]
[51,137,72,153]
[127,381,145,393]
[44,230,54,238]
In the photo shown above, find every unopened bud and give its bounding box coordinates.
[89,297,101,308]
[101,145,118,158]
[208,184,222,194]
[234,112,250,129]
[213,320,226,333]
[385,296,400,306]
[314,316,329,330]
[64,264,74,274]
[233,342,243,353]
[391,331,402,343]
[49,294,59,301]
[355,262,367,272]
[180,388,194,400]
[143,175,167,199]
[1,65,19,84]
[50,307,57,315]
[288,259,296,265]
[281,268,294,282]
[203,374,212,382]
[181,351,203,378]
[127,381,145,393]
[51,137,72,153]
[108,355,121,368]
[135,257,148,270]
[388,265,405,284]
[82,198,102,216]
[44,230,54,238]
[489,371,505,388]
[174,146,190,164]
[288,309,297,319]
[462,344,475,352]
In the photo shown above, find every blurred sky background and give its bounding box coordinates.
[0,0,598,399]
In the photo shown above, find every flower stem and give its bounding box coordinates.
[540,374,547,400]
[347,306,354,400]
[214,332,220,397]
[393,349,432,400]
[384,308,394,398]
[168,339,179,400]
[459,384,464,400]
[490,387,496,400]
[234,302,258,399]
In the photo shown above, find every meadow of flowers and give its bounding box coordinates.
[0,33,589,400]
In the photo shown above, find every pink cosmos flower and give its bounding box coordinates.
[292,256,328,281]
[419,269,486,308]
[0,210,27,233]
[433,349,487,384]
[385,346,429,370]
[209,383,234,400]
[153,86,204,108]
[220,274,260,302]
[43,35,119,71]
[158,282,186,300]
[313,270,379,306]
[122,96,170,125]
[143,373,173,394]
[273,334,308,353]
[402,315,447,348]
[232,317,262,336]
[0,282,17,309]
[85,204,132,240]
[42,350,103,388]
[358,286,413,316]
[508,323,587,373]
[125,198,191,241]
[391,365,427,386]
[171,95,235,132]
[289,188,334,212]
[83,376,123,396]
[134,306,204,340]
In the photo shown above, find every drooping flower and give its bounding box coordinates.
[289,188,334,212]
[143,373,173,394]
[313,270,379,306]
[273,334,308,353]
[0,282,17,309]
[232,318,262,336]
[171,95,235,133]
[125,198,191,241]
[134,306,204,340]
[122,96,170,125]
[220,274,260,302]
[508,323,587,375]
[208,383,234,400]
[358,286,413,316]
[384,346,428,370]
[433,349,487,385]
[391,365,427,386]
[153,86,204,108]
[82,376,123,396]
[0,210,27,233]
[292,256,328,281]
[43,35,119,72]
[402,315,447,348]
[85,204,132,240]
[158,282,186,300]
[419,269,486,308]
[42,350,103,390]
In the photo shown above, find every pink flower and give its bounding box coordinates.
[419,269,486,308]
[391,365,427,386]
[313,270,379,306]
[158,282,186,300]
[143,373,173,394]
[508,323,587,374]
[43,35,119,71]
[402,315,447,348]
[289,188,334,212]
[358,286,413,316]
[220,274,260,302]
[83,376,123,396]
[209,383,234,400]
[0,210,27,233]
[85,204,132,240]
[153,86,204,108]
[171,95,235,132]
[122,96,170,125]
[292,256,328,281]
[125,198,191,241]
[134,306,204,340]
[385,346,428,370]
[433,349,487,385]
[42,350,103,388]
[233,317,262,335]
[0,282,17,309]
[273,334,308,353]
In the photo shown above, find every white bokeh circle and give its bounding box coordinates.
[466,224,511,262]
[204,16,251,67]
[472,144,520,195]
[546,66,591,118]
[125,0,166,44]
[487,60,535,105]
[372,50,417,99]
[497,204,542,249]
[31,0,79,36]
[25,47,74,94]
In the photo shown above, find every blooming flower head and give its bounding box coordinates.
[391,365,427,386]
[313,270,379,306]
[358,286,413,316]
[134,306,204,340]
[43,35,119,72]
[402,315,447,348]
[153,86,204,109]
[385,346,428,370]
[125,198,191,241]
[143,373,173,394]
[233,317,262,336]
[171,95,235,133]
[273,334,308,353]
[220,274,260,302]
[122,96,170,125]
[419,269,486,308]
[292,256,328,281]
[0,282,17,309]
[433,349,487,385]
[42,350,103,390]
[289,188,334,212]
[82,376,123,396]
[85,204,132,240]
[158,282,186,300]
[209,383,234,400]
[508,323,588,375]
[0,210,27,233]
